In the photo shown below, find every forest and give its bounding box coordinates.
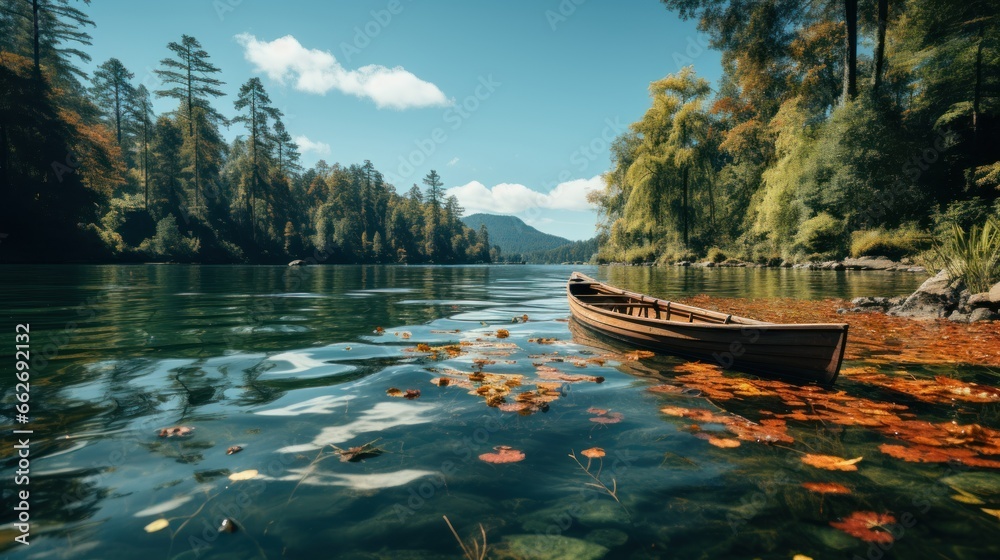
[591,0,1000,266]
[0,1,495,264]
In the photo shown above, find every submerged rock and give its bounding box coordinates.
[585,528,629,548]
[494,534,609,560]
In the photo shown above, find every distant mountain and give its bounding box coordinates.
[461,214,572,256]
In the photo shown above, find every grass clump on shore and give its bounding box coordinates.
[850,224,931,260]
[932,217,1000,293]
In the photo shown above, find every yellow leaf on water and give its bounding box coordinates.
[793,555,814,560]
[982,508,1000,520]
[951,489,984,505]
[228,469,259,482]
[144,519,169,533]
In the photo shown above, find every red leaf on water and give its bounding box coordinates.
[830,511,897,544]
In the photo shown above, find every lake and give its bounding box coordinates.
[2,264,998,559]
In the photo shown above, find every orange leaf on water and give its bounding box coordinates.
[581,447,606,458]
[801,454,863,471]
[479,445,525,464]
[801,482,851,495]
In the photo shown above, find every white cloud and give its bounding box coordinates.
[446,175,603,215]
[447,157,460,166]
[235,33,449,110]
[294,135,331,156]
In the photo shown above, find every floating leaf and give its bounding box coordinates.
[951,491,984,505]
[590,412,624,424]
[706,436,741,448]
[496,329,510,338]
[801,482,851,495]
[373,327,385,335]
[801,454,863,471]
[479,445,525,464]
[581,447,606,459]
[226,446,243,455]
[144,518,169,533]
[403,389,421,400]
[624,350,655,361]
[830,511,897,543]
[228,469,259,482]
[416,343,432,352]
[587,407,608,415]
[386,388,403,397]
[158,426,194,438]
[982,508,1000,520]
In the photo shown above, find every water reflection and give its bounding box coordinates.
[3,264,966,560]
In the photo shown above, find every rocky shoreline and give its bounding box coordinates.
[659,255,925,273]
[840,270,1000,323]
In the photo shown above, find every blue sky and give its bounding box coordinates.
[83,0,721,241]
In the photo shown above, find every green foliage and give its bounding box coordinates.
[793,213,846,257]
[850,224,931,259]
[931,217,1000,293]
[142,214,199,259]
[706,247,727,263]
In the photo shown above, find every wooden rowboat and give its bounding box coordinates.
[567,272,848,384]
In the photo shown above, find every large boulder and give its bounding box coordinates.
[887,270,963,319]
[990,282,1000,304]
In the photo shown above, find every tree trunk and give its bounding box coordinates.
[114,82,122,145]
[843,0,858,101]
[31,0,41,81]
[682,166,689,247]
[973,20,984,136]
[194,115,200,217]
[185,47,194,136]
[0,122,9,193]
[872,0,888,98]
[143,119,149,210]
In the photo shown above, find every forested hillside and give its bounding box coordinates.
[0,2,491,264]
[591,0,1000,265]
[461,213,572,256]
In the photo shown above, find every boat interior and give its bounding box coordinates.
[568,275,763,326]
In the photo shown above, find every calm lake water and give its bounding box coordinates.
[1,265,997,559]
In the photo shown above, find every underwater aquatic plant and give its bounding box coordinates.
[443,516,488,560]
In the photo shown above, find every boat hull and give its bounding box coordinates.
[567,272,848,384]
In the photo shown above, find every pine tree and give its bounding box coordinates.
[90,58,135,146]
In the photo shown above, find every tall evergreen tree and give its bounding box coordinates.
[232,77,280,241]
[154,35,225,133]
[90,58,135,146]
